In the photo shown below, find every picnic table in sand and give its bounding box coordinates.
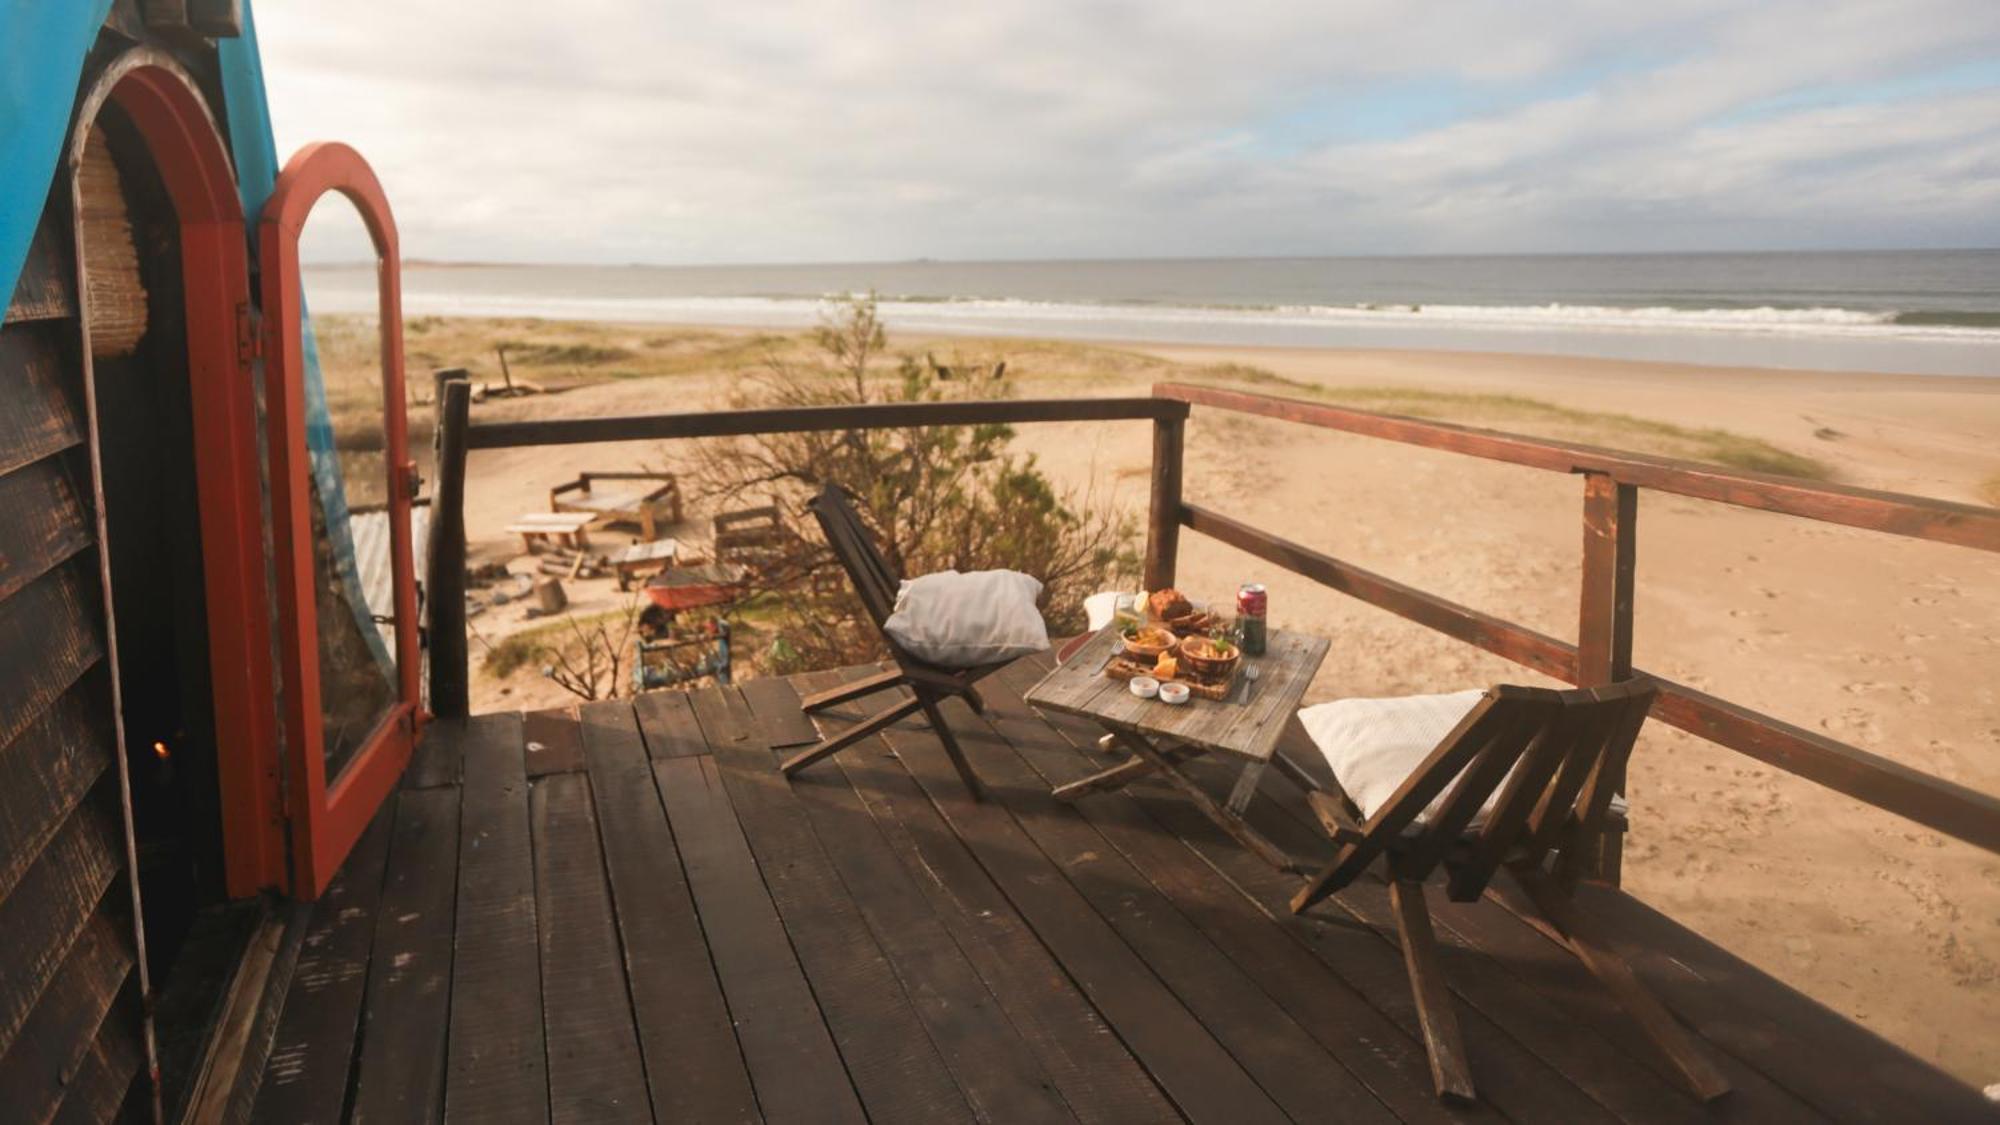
[549,470,684,540]
[505,510,596,553]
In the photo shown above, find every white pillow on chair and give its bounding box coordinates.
[1299,690,1631,828]
[1298,690,1488,824]
[884,569,1051,668]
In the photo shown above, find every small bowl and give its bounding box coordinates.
[1128,676,1160,699]
[1119,625,1177,662]
[1158,681,1191,706]
[1176,634,1240,681]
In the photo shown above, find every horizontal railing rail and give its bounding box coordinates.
[1155,382,2000,552]
[1152,381,2000,865]
[463,397,1187,450]
[428,390,1189,714]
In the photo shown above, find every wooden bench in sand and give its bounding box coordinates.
[611,538,680,590]
[505,511,596,553]
[549,471,684,540]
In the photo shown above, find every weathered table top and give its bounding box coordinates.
[505,511,596,533]
[1025,626,1330,762]
[557,486,670,514]
[613,538,680,566]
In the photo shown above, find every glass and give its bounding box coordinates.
[300,198,399,780]
[1112,591,1144,632]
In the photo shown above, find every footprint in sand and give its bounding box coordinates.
[1840,680,1930,704]
[1822,705,1884,743]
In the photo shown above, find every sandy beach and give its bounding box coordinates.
[367,315,1998,1084]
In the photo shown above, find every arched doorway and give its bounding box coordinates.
[65,51,283,1106]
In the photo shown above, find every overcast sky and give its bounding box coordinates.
[259,1,2000,265]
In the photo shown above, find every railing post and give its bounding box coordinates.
[1577,470,1638,882]
[426,375,471,719]
[1144,414,1185,591]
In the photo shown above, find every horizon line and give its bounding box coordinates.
[295,246,2000,271]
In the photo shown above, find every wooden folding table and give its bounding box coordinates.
[1025,626,1330,872]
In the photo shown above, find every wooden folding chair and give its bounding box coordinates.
[1290,679,1731,1105]
[779,484,1007,798]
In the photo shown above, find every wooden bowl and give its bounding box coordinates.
[1175,634,1240,682]
[1120,625,1178,662]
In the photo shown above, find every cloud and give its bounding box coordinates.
[262,0,2000,263]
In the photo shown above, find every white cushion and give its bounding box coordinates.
[1300,690,1631,828]
[1300,691,1488,825]
[884,569,1051,668]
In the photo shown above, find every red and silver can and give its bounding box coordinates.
[1236,583,1268,618]
[1236,583,1268,654]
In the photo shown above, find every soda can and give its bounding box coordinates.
[1236,583,1268,655]
[1236,583,1267,618]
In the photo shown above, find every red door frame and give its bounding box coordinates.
[68,50,286,897]
[259,143,422,898]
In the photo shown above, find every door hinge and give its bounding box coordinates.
[235,303,261,364]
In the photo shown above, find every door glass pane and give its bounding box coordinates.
[299,198,398,779]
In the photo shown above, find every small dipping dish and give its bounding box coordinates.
[1157,681,1191,706]
[1128,676,1160,699]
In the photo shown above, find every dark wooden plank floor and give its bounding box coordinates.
[252,655,1995,1123]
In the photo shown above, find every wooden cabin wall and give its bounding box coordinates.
[0,189,148,1119]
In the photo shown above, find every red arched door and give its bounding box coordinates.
[69,50,286,900]
[259,143,421,898]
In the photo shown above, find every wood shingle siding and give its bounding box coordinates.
[0,452,94,602]
[0,668,116,900]
[0,187,143,1119]
[0,558,107,749]
[0,782,126,1050]
[0,911,137,1122]
[4,197,78,323]
[0,324,84,478]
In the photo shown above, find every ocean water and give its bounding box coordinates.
[304,250,2000,376]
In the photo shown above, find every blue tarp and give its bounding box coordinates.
[0,0,116,297]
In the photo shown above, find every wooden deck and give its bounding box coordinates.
[249,654,1992,1123]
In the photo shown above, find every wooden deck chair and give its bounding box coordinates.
[779,484,1007,798]
[1290,679,1732,1105]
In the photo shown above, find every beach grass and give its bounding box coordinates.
[1189,362,1833,480]
[479,607,634,677]
[313,313,1833,484]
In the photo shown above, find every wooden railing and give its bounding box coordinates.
[1151,382,2000,872]
[424,375,2000,878]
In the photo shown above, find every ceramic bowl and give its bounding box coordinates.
[1158,681,1191,705]
[1128,676,1160,699]
[1175,634,1240,681]
[1120,626,1178,662]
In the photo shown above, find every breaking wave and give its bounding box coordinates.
[364,289,2000,342]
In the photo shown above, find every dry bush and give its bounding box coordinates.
[475,601,641,702]
[682,295,1136,672]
